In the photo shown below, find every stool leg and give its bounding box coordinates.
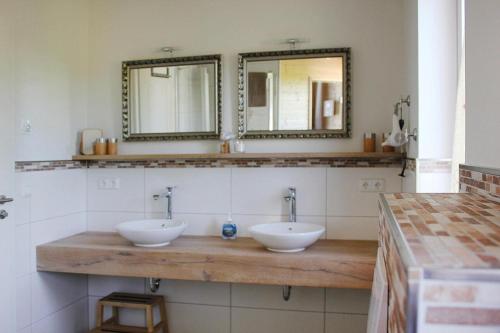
[95,303,104,328]
[146,304,155,333]
[159,301,169,333]
[112,306,120,324]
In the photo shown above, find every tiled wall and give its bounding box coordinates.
[86,166,402,333]
[15,163,402,333]
[14,168,88,333]
[459,164,500,201]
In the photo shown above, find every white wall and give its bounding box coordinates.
[465,0,500,169]
[86,165,402,333]
[8,1,408,332]
[10,1,91,332]
[0,0,17,331]
[15,169,88,333]
[87,0,405,154]
[401,0,458,193]
[13,0,89,161]
[418,0,457,160]
[403,0,419,159]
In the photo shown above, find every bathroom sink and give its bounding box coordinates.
[116,219,187,247]
[249,223,325,253]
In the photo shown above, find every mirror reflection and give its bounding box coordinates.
[122,55,221,141]
[130,64,215,134]
[239,48,350,139]
[247,57,343,131]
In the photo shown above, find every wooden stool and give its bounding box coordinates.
[91,292,168,333]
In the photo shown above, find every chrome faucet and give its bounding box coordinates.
[153,186,175,220]
[284,187,296,222]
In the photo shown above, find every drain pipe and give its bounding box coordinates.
[282,285,292,301]
[148,278,161,293]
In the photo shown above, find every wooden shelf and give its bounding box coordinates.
[37,232,378,289]
[73,152,402,161]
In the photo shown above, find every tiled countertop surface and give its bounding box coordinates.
[381,193,500,270]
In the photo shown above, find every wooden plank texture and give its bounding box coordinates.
[72,152,402,161]
[37,232,377,289]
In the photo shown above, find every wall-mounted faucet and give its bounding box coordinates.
[284,186,296,223]
[153,186,175,220]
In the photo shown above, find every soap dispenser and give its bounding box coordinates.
[221,213,237,240]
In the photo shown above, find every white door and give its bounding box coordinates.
[0,0,16,330]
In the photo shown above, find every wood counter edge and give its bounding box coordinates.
[37,232,378,289]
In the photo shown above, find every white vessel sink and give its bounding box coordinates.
[249,223,325,253]
[116,219,187,247]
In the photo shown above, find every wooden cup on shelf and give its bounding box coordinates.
[363,133,376,153]
[382,133,396,152]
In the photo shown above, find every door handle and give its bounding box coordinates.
[0,195,13,205]
[0,210,8,219]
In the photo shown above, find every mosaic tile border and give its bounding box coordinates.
[86,157,403,169]
[15,155,403,172]
[459,164,500,201]
[15,160,86,173]
[418,159,452,174]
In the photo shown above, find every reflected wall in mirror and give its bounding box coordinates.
[238,48,351,139]
[122,55,221,141]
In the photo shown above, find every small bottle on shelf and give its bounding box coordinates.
[221,213,237,240]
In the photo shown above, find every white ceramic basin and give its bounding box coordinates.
[116,219,187,247]
[249,223,325,253]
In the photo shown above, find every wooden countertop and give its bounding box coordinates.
[37,232,378,289]
[380,193,500,273]
[72,152,402,161]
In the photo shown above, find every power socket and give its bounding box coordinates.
[98,178,121,190]
[359,179,385,192]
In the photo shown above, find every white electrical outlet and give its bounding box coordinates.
[359,179,385,192]
[98,178,121,190]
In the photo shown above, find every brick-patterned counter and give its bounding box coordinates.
[378,193,500,333]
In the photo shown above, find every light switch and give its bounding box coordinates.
[20,119,32,134]
[359,179,385,192]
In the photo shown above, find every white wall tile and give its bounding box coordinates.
[325,313,367,333]
[231,284,324,312]
[326,217,378,240]
[232,168,326,216]
[167,303,230,333]
[233,214,326,238]
[30,212,86,272]
[16,274,31,330]
[87,168,145,212]
[402,170,417,193]
[145,168,231,214]
[154,280,229,306]
[231,308,324,333]
[31,272,87,322]
[15,224,30,276]
[31,297,88,333]
[146,212,227,236]
[325,288,371,314]
[14,173,30,225]
[22,169,86,222]
[17,326,31,333]
[87,211,145,232]
[327,168,401,217]
[88,275,144,297]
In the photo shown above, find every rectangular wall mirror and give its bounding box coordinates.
[238,48,351,139]
[122,54,221,141]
